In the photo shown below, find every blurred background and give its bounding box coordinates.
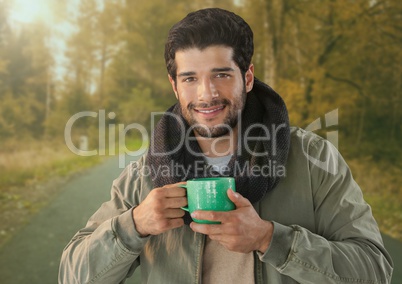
[0,0,401,283]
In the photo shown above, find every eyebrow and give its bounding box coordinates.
[177,71,196,77]
[177,67,235,77]
[211,67,235,73]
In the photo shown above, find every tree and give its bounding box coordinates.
[0,20,53,139]
[242,0,401,157]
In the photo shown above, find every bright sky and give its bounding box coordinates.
[8,0,80,81]
[9,0,54,24]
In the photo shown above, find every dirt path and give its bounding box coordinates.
[0,155,140,284]
[0,155,400,283]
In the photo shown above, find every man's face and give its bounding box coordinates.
[169,46,254,138]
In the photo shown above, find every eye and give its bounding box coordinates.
[183,77,196,83]
[215,73,230,79]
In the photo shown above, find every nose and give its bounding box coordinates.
[197,78,218,101]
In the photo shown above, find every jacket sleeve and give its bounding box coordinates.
[58,158,150,284]
[258,137,394,283]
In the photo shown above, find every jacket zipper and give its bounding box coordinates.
[254,251,263,284]
[254,202,263,284]
[195,233,205,284]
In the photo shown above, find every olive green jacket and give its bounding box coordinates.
[59,128,393,283]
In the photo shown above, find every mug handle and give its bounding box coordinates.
[178,184,189,211]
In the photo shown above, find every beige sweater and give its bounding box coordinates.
[202,237,254,284]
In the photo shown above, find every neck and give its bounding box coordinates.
[195,127,238,158]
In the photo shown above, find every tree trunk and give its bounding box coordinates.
[99,37,107,106]
[390,67,401,141]
[356,100,366,147]
[263,0,284,88]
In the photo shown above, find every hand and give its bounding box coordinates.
[133,182,187,237]
[190,190,273,253]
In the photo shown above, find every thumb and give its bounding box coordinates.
[227,189,250,208]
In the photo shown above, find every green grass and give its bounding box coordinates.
[0,137,144,248]
[0,147,101,192]
[0,137,145,192]
[348,158,402,241]
[0,138,400,242]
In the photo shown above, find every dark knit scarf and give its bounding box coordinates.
[146,78,290,224]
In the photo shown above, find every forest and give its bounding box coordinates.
[0,0,401,240]
[0,0,400,153]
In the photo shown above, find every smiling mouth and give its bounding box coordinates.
[194,105,225,114]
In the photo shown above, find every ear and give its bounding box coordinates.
[168,75,179,99]
[245,64,254,93]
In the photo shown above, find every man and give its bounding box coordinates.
[59,8,393,284]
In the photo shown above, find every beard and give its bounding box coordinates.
[179,86,247,138]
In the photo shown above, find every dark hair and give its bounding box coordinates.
[164,8,254,81]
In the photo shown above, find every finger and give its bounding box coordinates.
[227,189,250,209]
[164,208,186,218]
[191,210,229,223]
[164,196,187,209]
[163,181,187,187]
[163,181,186,188]
[190,222,223,235]
[163,186,187,197]
[167,218,185,230]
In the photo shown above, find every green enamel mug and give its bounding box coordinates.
[180,177,236,224]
